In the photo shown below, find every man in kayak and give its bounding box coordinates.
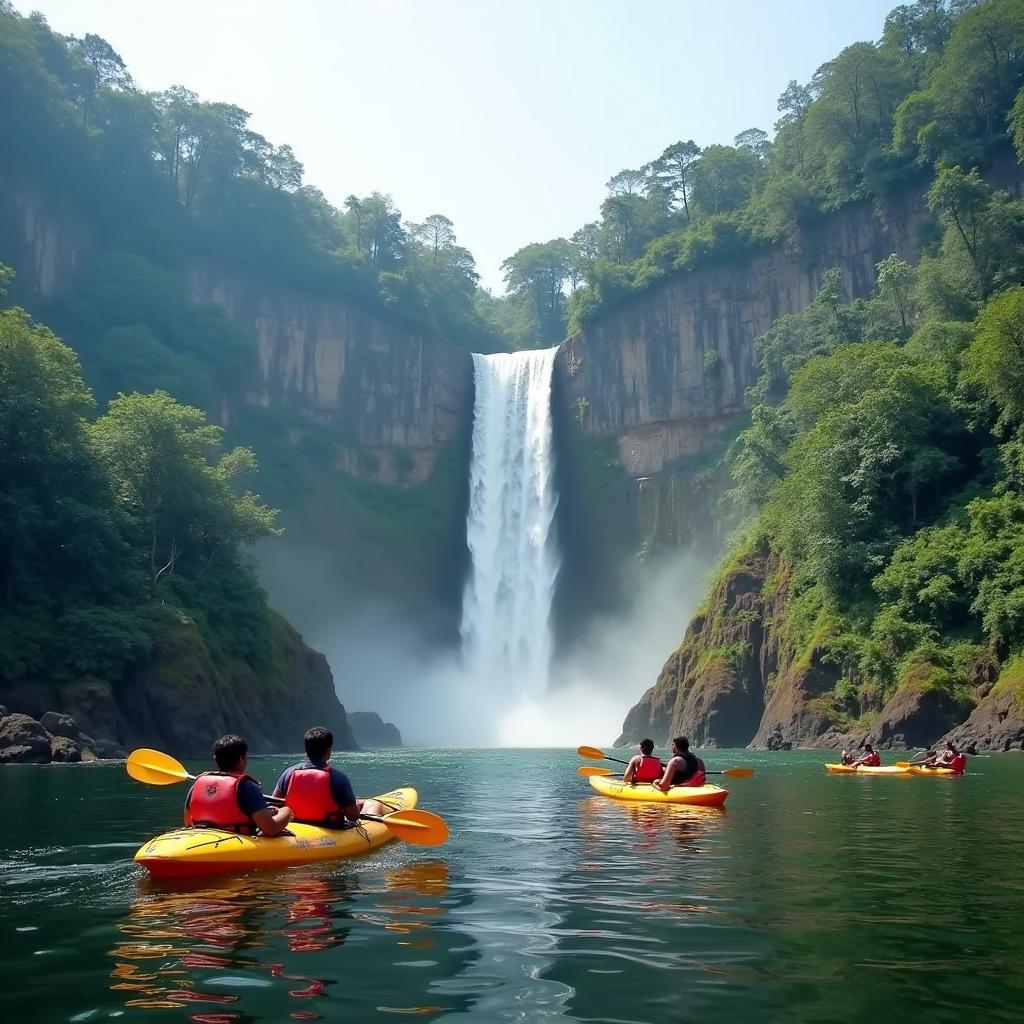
[274,726,387,828]
[623,738,664,785]
[919,740,967,773]
[848,743,881,767]
[184,734,294,837]
[653,736,707,790]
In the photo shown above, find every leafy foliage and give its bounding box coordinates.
[0,279,279,688]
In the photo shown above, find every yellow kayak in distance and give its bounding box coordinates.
[135,787,417,879]
[825,764,910,775]
[907,765,963,777]
[588,774,728,806]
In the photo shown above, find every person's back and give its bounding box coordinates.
[624,738,664,785]
[185,734,293,838]
[275,727,356,828]
[655,736,706,790]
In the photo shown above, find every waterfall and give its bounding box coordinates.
[460,348,560,700]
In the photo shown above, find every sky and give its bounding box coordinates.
[23,0,899,293]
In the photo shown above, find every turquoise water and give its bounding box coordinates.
[1,748,1023,1022]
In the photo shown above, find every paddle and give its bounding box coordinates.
[577,764,755,779]
[577,745,755,778]
[896,750,936,768]
[126,748,448,846]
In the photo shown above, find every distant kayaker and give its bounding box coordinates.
[920,740,967,773]
[623,738,664,785]
[849,743,881,767]
[184,734,294,837]
[274,726,388,828]
[653,736,707,790]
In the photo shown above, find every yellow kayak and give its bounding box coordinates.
[907,765,963,776]
[135,787,416,879]
[825,764,910,775]
[588,774,728,806]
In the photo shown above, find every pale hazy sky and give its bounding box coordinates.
[23,0,899,291]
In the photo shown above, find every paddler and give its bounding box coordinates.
[848,743,881,767]
[184,734,294,837]
[623,738,664,785]
[653,736,707,790]
[273,726,388,827]
[919,740,967,773]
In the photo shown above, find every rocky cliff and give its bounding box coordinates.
[618,548,1023,753]
[187,268,473,486]
[0,610,356,757]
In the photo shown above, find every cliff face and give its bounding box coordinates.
[557,187,925,480]
[618,550,1020,753]
[188,269,473,485]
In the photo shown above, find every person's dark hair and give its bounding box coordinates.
[213,734,248,771]
[673,736,690,752]
[864,743,874,752]
[304,726,333,761]
[640,738,655,755]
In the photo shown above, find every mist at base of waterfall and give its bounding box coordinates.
[317,549,711,747]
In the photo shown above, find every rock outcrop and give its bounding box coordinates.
[943,672,1024,753]
[0,710,125,764]
[0,611,356,759]
[617,548,1013,752]
[348,711,403,748]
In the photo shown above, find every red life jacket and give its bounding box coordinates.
[949,753,967,773]
[864,751,881,767]
[187,771,259,835]
[634,755,664,783]
[671,754,707,787]
[283,766,345,826]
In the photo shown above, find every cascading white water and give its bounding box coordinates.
[460,349,560,702]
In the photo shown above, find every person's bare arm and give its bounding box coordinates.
[623,755,641,784]
[252,805,293,837]
[654,757,679,791]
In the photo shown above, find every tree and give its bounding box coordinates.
[734,127,770,162]
[776,80,814,127]
[412,213,456,254]
[875,254,916,337]
[501,240,572,346]
[67,33,131,127]
[90,391,279,596]
[691,145,762,216]
[648,140,701,222]
[963,286,1024,427]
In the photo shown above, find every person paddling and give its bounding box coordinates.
[274,726,388,828]
[623,738,664,785]
[184,734,294,837]
[919,740,967,773]
[653,736,707,791]
[849,743,881,767]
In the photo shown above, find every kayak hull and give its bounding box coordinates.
[135,787,417,879]
[907,765,963,776]
[588,775,728,806]
[825,764,910,775]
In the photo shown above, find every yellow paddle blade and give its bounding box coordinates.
[577,745,607,760]
[577,765,614,776]
[895,761,913,768]
[380,809,448,847]
[126,748,192,786]
[719,767,756,779]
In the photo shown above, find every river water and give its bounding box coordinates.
[2,748,1022,1023]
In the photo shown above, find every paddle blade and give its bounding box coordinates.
[126,748,191,786]
[895,761,913,768]
[577,765,615,777]
[577,745,607,760]
[382,809,448,847]
[719,767,756,779]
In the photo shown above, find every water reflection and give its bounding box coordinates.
[110,861,453,1020]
